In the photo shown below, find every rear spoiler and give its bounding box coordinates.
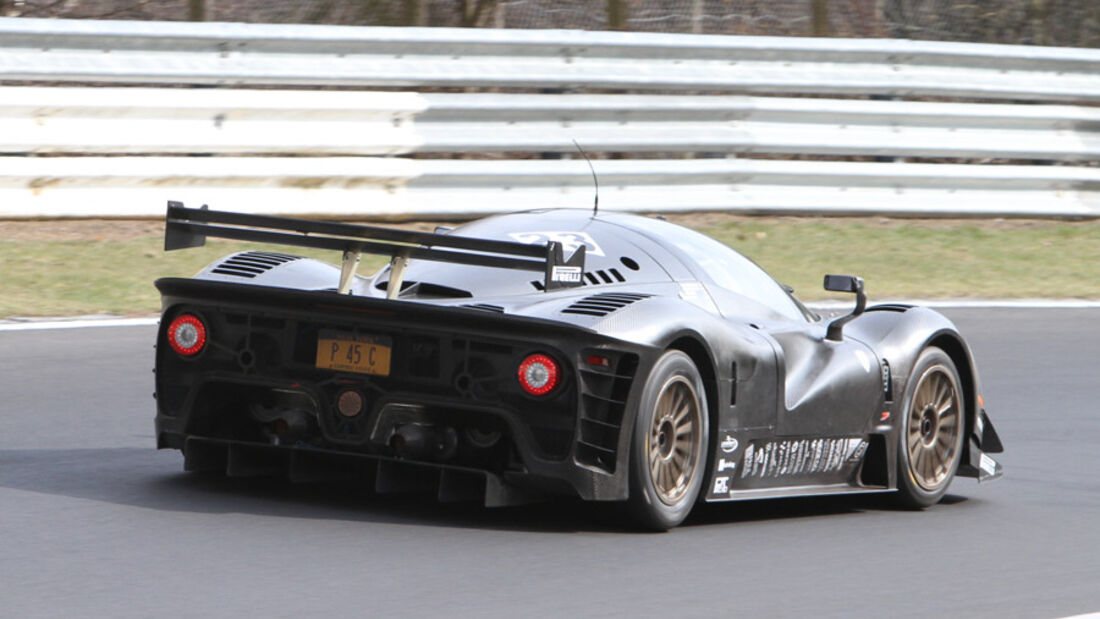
[164,201,585,297]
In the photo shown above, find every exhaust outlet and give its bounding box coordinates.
[389,424,457,461]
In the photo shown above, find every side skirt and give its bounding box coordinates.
[705,483,893,503]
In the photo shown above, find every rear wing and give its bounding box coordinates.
[164,201,585,297]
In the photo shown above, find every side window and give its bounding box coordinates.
[662,229,805,321]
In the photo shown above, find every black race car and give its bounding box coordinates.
[155,202,1003,530]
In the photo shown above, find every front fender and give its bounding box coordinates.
[847,305,1004,485]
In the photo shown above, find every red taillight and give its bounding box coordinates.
[167,314,207,357]
[586,355,610,368]
[517,353,560,396]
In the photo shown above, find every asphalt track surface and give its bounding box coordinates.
[1,309,1097,618]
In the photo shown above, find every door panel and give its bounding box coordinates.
[767,323,883,437]
[723,327,780,431]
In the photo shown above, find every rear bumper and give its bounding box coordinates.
[160,435,556,506]
[154,278,653,502]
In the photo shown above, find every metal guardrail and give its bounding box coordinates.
[0,17,1097,219]
[3,87,1098,162]
[3,157,1096,218]
[1,17,1099,101]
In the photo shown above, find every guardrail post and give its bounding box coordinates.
[607,0,628,30]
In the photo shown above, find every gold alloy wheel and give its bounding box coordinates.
[906,365,962,491]
[647,375,702,505]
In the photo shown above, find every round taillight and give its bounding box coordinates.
[167,314,207,357]
[517,353,560,396]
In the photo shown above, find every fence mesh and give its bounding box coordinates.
[3,0,1097,47]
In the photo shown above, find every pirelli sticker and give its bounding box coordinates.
[550,265,583,284]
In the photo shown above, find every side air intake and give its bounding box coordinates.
[211,251,301,278]
[562,293,652,317]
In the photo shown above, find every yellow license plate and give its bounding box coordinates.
[315,332,392,376]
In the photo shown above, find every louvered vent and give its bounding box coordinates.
[462,303,505,314]
[211,251,301,278]
[562,293,652,317]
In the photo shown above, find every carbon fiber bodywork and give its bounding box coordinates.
[154,206,1003,509]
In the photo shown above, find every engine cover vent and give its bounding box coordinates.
[211,251,301,278]
[562,293,652,317]
[462,303,505,314]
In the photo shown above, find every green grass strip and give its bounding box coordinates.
[0,217,1096,318]
[696,218,1099,302]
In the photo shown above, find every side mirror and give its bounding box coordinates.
[823,274,861,294]
[823,274,866,341]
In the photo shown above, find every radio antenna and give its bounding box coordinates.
[572,139,599,216]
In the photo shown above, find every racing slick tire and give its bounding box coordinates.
[627,350,709,531]
[895,347,966,508]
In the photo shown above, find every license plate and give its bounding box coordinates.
[315,331,392,376]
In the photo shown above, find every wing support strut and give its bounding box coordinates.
[385,251,410,300]
[337,250,361,295]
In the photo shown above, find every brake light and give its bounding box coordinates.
[517,353,560,396]
[167,314,207,357]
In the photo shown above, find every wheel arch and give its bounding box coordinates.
[924,332,977,459]
[666,334,719,473]
[852,308,979,455]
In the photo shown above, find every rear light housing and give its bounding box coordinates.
[167,313,207,357]
[517,353,560,396]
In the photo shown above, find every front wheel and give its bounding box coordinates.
[627,350,709,531]
[895,347,965,508]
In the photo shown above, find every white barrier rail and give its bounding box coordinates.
[3,157,1096,219]
[1,17,1099,101]
[0,18,1097,219]
[3,87,1098,161]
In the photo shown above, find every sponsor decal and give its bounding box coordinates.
[677,282,715,312]
[848,440,869,462]
[720,434,739,454]
[741,437,867,479]
[717,458,737,472]
[509,231,605,257]
[550,265,582,283]
[713,476,730,494]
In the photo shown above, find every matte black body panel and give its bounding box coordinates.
[154,207,1002,508]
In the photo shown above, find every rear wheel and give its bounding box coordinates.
[627,350,709,531]
[895,347,965,507]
